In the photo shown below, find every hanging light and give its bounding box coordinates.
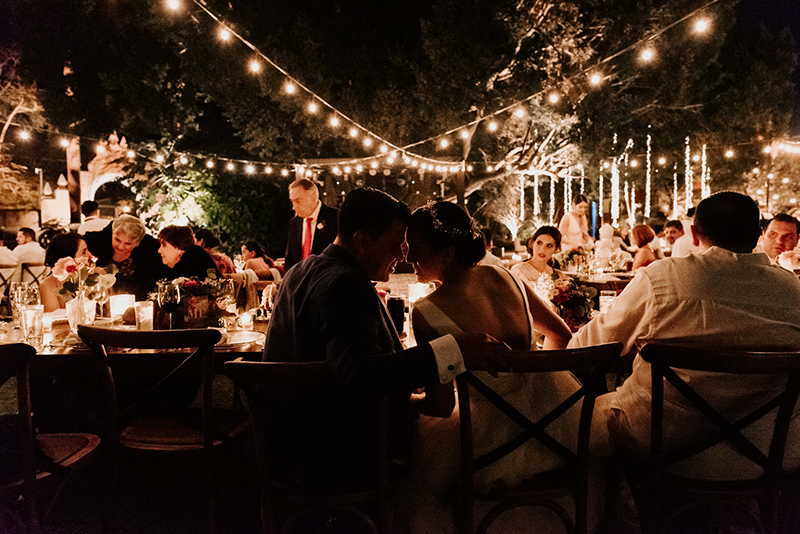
[514,108,525,118]
[281,169,289,176]
[548,93,559,104]
[363,138,373,147]
[219,28,230,41]
[155,154,164,163]
[226,162,235,171]
[488,122,498,132]
[725,149,734,158]
[19,131,31,141]
[59,138,70,148]
[694,18,710,33]
[249,60,261,73]
[440,138,449,148]
[589,73,602,85]
[307,102,318,113]
[245,165,255,174]
[126,150,135,159]
[206,160,215,168]
[641,48,655,62]
[166,0,180,10]
[265,166,273,174]
[379,145,388,153]
[460,130,469,139]
[329,116,340,127]
[284,82,296,94]
[349,128,358,138]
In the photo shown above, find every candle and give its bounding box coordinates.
[110,294,135,317]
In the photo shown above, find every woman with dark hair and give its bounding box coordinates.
[241,240,280,279]
[40,233,94,312]
[510,226,562,286]
[401,201,577,532]
[194,228,235,275]
[559,193,593,249]
[158,225,219,279]
[631,224,657,270]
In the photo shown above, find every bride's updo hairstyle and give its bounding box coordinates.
[408,201,485,266]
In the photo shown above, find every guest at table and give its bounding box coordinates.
[284,178,339,271]
[40,233,94,312]
[559,194,593,249]
[662,220,684,256]
[630,224,657,270]
[670,208,697,258]
[77,200,110,234]
[402,202,576,532]
[242,240,279,279]
[12,227,45,265]
[194,228,235,275]
[569,191,800,475]
[158,225,219,280]
[477,227,504,267]
[83,214,165,300]
[758,213,800,263]
[510,226,562,286]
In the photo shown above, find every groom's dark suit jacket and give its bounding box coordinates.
[263,244,439,486]
[283,202,339,271]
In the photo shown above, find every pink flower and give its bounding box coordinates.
[53,257,78,282]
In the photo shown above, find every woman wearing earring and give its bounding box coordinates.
[510,226,563,287]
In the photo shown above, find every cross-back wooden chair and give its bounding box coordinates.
[19,264,50,288]
[78,325,247,534]
[0,264,19,316]
[454,342,622,534]
[223,360,392,534]
[632,343,800,534]
[0,343,101,534]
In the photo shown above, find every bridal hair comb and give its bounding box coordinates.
[424,202,480,241]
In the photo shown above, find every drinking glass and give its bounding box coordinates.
[20,304,44,351]
[11,282,40,327]
[134,301,154,331]
[261,284,277,317]
[157,281,182,329]
[94,286,110,318]
[216,278,236,313]
[599,290,617,313]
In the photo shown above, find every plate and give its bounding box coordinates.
[217,330,265,348]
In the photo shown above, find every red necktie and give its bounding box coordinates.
[302,217,313,260]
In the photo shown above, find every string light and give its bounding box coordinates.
[284,82,296,94]
[59,138,69,148]
[246,164,255,174]
[329,116,340,127]
[307,102,318,113]
[598,165,604,224]
[249,60,261,73]
[685,136,693,211]
[673,162,679,217]
[580,165,585,195]
[514,108,525,118]
[226,162,235,171]
[590,73,602,85]
[219,28,230,41]
[488,122,498,132]
[19,131,30,141]
[349,128,358,138]
[548,93,559,104]
[460,130,469,139]
[439,139,449,148]
[700,143,708,198]
[725,149,734,158]
[206,160,214,168]
[533,174,540,216]
[549,176,555,225]
[694,18,710,33]
[645,132,652,218]
[640,48,655,62]
[167,0,180,10]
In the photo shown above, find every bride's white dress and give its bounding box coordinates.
[397,273,582,533]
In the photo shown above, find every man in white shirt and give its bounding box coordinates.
[669,208,696,258]
[570,192,800,475]
[77,200,110,234]
[478,228,505,267]
[12,228,45,265]
[758,213,800,263]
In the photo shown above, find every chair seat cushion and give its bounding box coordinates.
[37,433,101,469]
[121,410,246,452]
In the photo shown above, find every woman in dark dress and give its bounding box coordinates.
[157,225,220,279]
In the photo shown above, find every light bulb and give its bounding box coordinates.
[356,165,363,172]
[246,165,255,174]
[488,122,498,132]
[265,166,273,174]
[658,157,666,165]
[156,154,164,163]
[694,18,709,33]
[725,150,734,158]
[344,167,351,173]
[127,150,135,158]
[349,128,358,137]
[466,165,473,171]
[514,108,525,118]
[380,145,388,153]
[363,138,372,147]
[281,169,289,176]
[206,160,215,168]
[641,49,655,62]
[590,73,602,85]
[440,139,449,148]
[630,160,638,167]
[60,138,70,148]
[284,83,296,94]
[330,116,340,127]
[19,131,31,141]
[249,60,261,73]
[460,130,469,139]
[226,162,235,171]
[548,93,559,104]
[219,29,230,41]
[167,0,180,10]
[179,155,188,164]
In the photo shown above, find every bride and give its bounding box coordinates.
[399,201,580,533]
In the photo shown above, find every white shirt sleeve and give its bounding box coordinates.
[429,334,466,383]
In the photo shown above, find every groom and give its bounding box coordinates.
[263,187,508,485]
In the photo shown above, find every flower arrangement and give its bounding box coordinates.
[168,269,226,299]
[53,256,117,301]
[161,270,234,328]
[533,272,597,332]
[553,245,592,271]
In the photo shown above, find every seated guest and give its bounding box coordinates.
[402,202,575,531]
[158,225,220,280]
[12,227,45,265]
[77,200,110,234]
[194,228,235,275]
[40,233,94,312]
[242,240,278,279]
[663,220,684,254]
[569,191,800,476]
[759,213,800,263]
[477,228,504,267]
[630,224,657,270]
[510,226,562,285]
[83,214,166,300]
[670,208,697,258]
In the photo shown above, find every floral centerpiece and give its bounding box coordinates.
[53,256,117,302]
[533,272,597,332]
[553,245,592,272]
[162,270,234,328]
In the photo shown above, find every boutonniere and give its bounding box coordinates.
[317,222,325,231]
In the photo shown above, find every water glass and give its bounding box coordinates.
[599,290,617,313]
[11,282,40,325]
[134,301,154,331]
[20,304,44,351]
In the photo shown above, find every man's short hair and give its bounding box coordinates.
[337,188,410,242]
[18,227,35,241]
[480,228,493,249]
[664,220,684,232]
[693,191,761,252]
[767,213,800,236]
[289,178,318,194]
[81,200,99,217]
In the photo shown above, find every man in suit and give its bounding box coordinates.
[283,178,339,271]
[263,187,507,486]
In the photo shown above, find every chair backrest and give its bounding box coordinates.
[455,342,621,534]
[640,344,800,482]
[0,343,38,533]
[223,360,390,531]
[77,326,222,444]
[19,264,51,286]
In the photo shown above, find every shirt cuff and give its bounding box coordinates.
[430,334,466,384]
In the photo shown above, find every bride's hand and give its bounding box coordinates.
[453,332,512,377]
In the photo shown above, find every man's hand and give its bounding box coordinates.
[453,332,512,377]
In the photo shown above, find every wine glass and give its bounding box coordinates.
[94,286,110,319]
[11,282,40,327]
[157,281,182,329]
[216,279,236,313]
[261,284,277,318]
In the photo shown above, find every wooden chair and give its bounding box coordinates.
[223,360,391,534]
[0,264,19,316]
[0,343,101,534]
[19,264,51,287]
[77,325,246,534]
[454,342,622,534]
[631,344,800,534]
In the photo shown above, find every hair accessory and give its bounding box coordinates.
[426,202,480,241]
